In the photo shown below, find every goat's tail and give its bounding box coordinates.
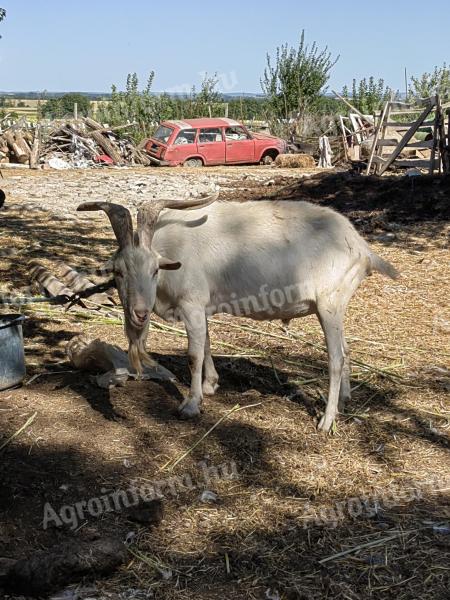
[369,253,400,280]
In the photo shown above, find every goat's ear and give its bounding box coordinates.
[158,256,181,271]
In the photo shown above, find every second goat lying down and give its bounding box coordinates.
[78,194,398,432]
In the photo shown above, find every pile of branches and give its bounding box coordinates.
[0,117,151,169]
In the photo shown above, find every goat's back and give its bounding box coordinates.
[153,200,372,310]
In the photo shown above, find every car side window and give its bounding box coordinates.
[225,126,251,141]
[198,128,223,143]
[174,129,197,145]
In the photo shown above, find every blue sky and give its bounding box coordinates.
[0,1,448,94]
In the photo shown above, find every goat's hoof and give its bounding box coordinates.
[178,399,202,419]
[318,414,334,433]
[202,381,219,396]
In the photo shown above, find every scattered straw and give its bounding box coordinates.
[0,411,37,452]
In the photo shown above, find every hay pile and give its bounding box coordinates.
[275,153,315,168]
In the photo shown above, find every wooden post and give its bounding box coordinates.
[437,97,449,174]
[375,93,394,174]
[29,124,41,169]
[429,96,439,175]
[74,102,78,120]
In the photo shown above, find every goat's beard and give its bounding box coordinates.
[125,318,157,376]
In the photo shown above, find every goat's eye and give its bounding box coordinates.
[153,268,159,277]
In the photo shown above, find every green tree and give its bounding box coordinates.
[261,30,338,127]
[342,77,393,114]
[410,64,450,100]
[43,93,91,118]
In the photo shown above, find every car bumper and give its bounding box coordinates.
[146,154,171,167]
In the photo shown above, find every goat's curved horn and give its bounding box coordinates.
[136,192,219,248]
[77,202,133,249]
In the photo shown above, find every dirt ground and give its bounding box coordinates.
[0,166,449,600]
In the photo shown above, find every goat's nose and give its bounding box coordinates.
[135,309,149,322]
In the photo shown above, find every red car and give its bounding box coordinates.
[144,118,287,167]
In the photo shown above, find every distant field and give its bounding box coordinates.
[1,98,109,122]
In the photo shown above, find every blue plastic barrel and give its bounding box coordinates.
[0,314,26,390]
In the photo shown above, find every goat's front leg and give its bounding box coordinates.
[202,317,219,396]
[178,305,206,419]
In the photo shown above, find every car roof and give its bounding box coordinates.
[162,118,243,130]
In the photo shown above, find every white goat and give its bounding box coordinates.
[78,194,398,432]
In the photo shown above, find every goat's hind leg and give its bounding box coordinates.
[317,304,346,432]
[339,338,351,412]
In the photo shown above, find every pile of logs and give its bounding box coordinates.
[0,117,151,169]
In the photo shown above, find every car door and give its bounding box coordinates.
[224,126,255,163]
[197,127,225,164]
[168,128,198,164]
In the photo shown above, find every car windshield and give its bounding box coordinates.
[152,125,173,144]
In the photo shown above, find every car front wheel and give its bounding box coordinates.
[184,158,203,167]
[260,152,278,166]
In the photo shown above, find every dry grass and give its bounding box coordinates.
[0,169,449,599]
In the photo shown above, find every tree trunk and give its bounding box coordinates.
[4,131,29,164]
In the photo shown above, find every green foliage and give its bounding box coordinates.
[342,77,393,114]
[98,72,229,143]
[410,64,450,100]
[97,71,161,142]
[261,30,339,126]
[42,93,91,118]
[0,8,5,38]
[226,97,270,121]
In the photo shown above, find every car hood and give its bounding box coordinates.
[252,131,283,141]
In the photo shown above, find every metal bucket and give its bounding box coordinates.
[0,314,26,390]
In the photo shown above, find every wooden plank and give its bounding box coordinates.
[332,90,373,122]
[385,120,435,128]
[395,159,435,169]
[377,139,434,149]
[366,100,388,175]
[386,98,436,111]
[379,100,436,175]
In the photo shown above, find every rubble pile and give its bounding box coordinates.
[0,117,151,169]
